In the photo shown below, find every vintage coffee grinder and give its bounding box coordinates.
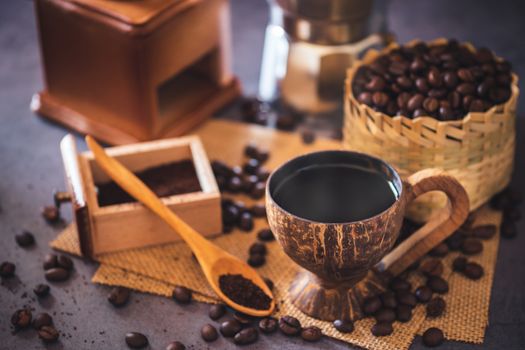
[259,0,391,114]
[32,0,241,145]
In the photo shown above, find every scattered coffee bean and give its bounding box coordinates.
[371,322,393,337]
[0,261,15,278]
[259,317,278,334]
[471,225,497,240]
[222,203,240,226]
[42,205,60,223]
[172,286,192,304]
[422,327,444,347]
[427,276,449,294]
[333,319,354,333]
[201,324,219,342]
[233,311,255,325]
[125,332,148,348]
[301,130,316,144]
[34,283,50,298]
[244,143,259,159]
[426,297,446,318]
[396,291,417,307]
[251,182,266,199]
[375,308,396,323]
[45,267,70,282]
[228,176,243,192]
[243,158,260,175]
[452,256,468,272]
[249,242,267,255]
[248,253,266,267]
[362,296,382,315]
[11,309,32,329]
[420,259,444,277]
[445,232,464,251]
[251,203,266,218]
[389,277,411,292]
[264,277,274,291]
[108,286,131,307]
[301,326,323,342]
[15,231,35,247]
[380,291,398,309]
[239,212,254,231]
[461,238,483,255]
[257,228,275,242]
[219,274,272,310]
[220,319,243,337]
[429,243,449,257]
[234,327,259,345]
[166,341,186,350]
[500,220,517,239]
[396,304,413,322]
[38,325,60,343]
[463,262,484,280]
[55,254,73,270]
[279,316,302,336]
[415,286,433,303]
[43,254,58,270]
[209,304,226,320]
[32,312,53,330]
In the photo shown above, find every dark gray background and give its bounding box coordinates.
[1,0,525,349]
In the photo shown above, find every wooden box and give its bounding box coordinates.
[32,0,241,145]
[60,134,221,257]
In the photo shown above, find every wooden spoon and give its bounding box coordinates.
[85,136,275,317]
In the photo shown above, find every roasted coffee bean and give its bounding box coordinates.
[11,309,32,329]
[443,71,459,88]
[212,160,234,178]
[446,231,464,251]
[279,316,302,336]
[166,341,185,350]
[396,304,413,323]
[420,259,443,277]
[43,254,58,270]
[250,182,266,199]
[264,277,274,291]
[241,97,262,119]
[427,276,448,294]
[372,92,389,107]
[254,148,270,164]
[256,167,270,181]
[389,277,411,292]
[428,67,442,87]
[452,256,467,272]
[375,308,396,323]
[249,242,267,255]
[422,97,439,113]
[407,94,424,111]
[423,327,444,347]
[471,225,496,240]
[257,228,274,242]
[463,262,484,280]
[429,243,449,257]
[34,283,50,297]
[39,326,59,343]
[0,261,15,278]
[243,159,260,175]
[500,220,517,239]
[209,304,226,320]
[389,61,408,76]
[469,99,486,112]
[461,238,483,255]
[241,174,258,192]
[42,205,60,223]
[438,106,454,120]
[457,83,476,95]
[222,203,240,226]
[358,92,373,105]
[415,78,430,93]
[457,68,474,82]
[380,291,397,309]
[426,297,446,318]
[329,319,353,336]
[371,322,393,337]
[201,324,219,342]
[259,317,278,334]
[239,212,254,231]
[172,286,192,304]
[32,312,53,330]
[396,76,413,90]
[125,332,148,348]
[16,231,35,247]
[301,130,316,144]
[301,326,323,342]
[362,296,382,315]
[108,286,130,307]
[366,76,386,91]
[244,143,259,159]
[277,113,297,130]
[248,253,265,267]
[396,291,417,307]
[233,311,255,325]
[220,319,242,337]
[57,255,74,270]
[415,286,433,303]
[410,58,427,73]
[250,203,266,218]
[45,267,70,282]
[234,327,259,345]
[231,166,243,176]
[228,176,243,192]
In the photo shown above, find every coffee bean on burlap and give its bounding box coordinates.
[461,238,483,255]
[420,259,443,277]
[166,341,186,350]
[500,220,517,239]
[234,327,259,345]
[371,322,393,337]
[445,231,464,251]
[172,286,192,304]
[0,261,15,278]
[452,256,468,272]
[259,317,278,334]
[45,267,70,282]
[389,277,411,292]
[201,324,219,342]
[248,253,265,267]
[279,316,302,336]
[108,286,131,307]
[333,319,354,333]
[415,286,433,303]
[42,205,60,223]
[220,319,242,337]
[43,254,58,270]
[301,326,323,342]
[257,228,274,242]
[380,291,398,309]
[375,308,396,323]
[11,309,32,329]
[362,296,382,315]
[426,297,446,318]
[39,326,60,343]
[396,291,417,307]
[125,332,148,348]
[34,283,50,297]
[264,277,274,291]
[209,304,226,320]
[32,313,53,330]
[429,243,449,257]
[56,255,73,270]
[396,304,413,323]
[463,262,484,280]
[15,231,35,247]
[249,242,267,255]
[422,327,444,347]
[427,276,449,294]
[239,212,254,231]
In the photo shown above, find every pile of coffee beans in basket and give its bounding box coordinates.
[352,40,513,120]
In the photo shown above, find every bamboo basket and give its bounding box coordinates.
[344,38,519,222]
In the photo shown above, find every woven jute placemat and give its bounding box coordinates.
[51,204,500,349]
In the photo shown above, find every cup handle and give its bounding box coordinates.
[376,168,470,276]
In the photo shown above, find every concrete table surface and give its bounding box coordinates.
[1,0,525,349]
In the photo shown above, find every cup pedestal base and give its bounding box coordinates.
[288,269,387,321]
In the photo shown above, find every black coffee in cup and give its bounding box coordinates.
[271,155,399,223]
